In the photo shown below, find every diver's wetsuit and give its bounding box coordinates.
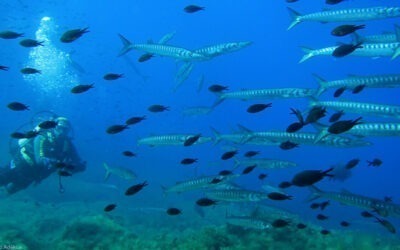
[0,128,85,194]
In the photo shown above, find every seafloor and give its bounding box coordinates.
[1,196,399,250]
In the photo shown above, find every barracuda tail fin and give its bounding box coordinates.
[118,34,133,57]
[391,46,400,60]
[210,127,222,145]
[103,163,111,181]
[307,185,323,202]
[313,74,328,97]
[287,7,302,30]
[351,32,362,44]
[211,94,225,108]
[299,46,315,63]
[314,128,329,144]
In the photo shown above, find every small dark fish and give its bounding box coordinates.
[297,223,307,229]
[184,134,201,147]
[242,165,257,175]
[361,211,374,218]
[332,42,363,58]
[7,102,29,111]
[345,158,360,169]
[184,5,205,13]
[331,24,365,37]
[181,158,198,165]
[340,221,350,227]
[221,150,238,160]
[19,39,44,47]
[290,108,304,124]
[39,120,58,129]
[367,158,382,167]
[219,170,233,176]
[104,73,124,80]
[268,192,292,201]
[208,84,229,93]
[305,106,326,124]
[20,67,41,74]
[352,84,366,94]
[328,117,362,134]
[0,30,23,39]
[60,27,89,43]
[148,104,169,112]
[278,181,292,189]
[244,151,260,158]
[10,132,27,139]
[375,217,396,234]
[24,130,40,138]
[125,181,148,196]
[166,208,181,216]
[71,84,94,94]
[326,0,345,5]
[329,110,344,123]
[210,178,223,184]
[138,53,154,62]
[272,219,290,228]
[123,151,136,157]
[0,65,9,71]
[317,214,329,220]
[310,203,320,209]
[279,140,299,150]
[334,87,346,98]
[106,124,129,134]
[104,204,117,212]
[258,173,268,180]
[286,122,303,133]
[196,198,217,207]
[291,168,334,187]
[58,170,72,176]
[320,229,330,235]
[125,116,146,125]
[320,201,330,211]
[246,103,272,113]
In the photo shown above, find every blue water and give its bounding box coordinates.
[1,0,399,249]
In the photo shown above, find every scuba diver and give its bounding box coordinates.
[0,116,86,194]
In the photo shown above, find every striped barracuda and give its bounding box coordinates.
[211,127,253,144]
[288,6,400,30]
[205,189,269,202]
[194,41,252,58]
[309,186,400,218]
[310,100,400,119]
[118,34,209,61]
[162,174,240,194]
[174,62,194,91]
[352,25,400,44]
[314,74,400,96]
[299,42,400,63]
[182,106,213,116]
[238,125,371,148]
[137,134,212,146]
[214,88,316,106]
[234,158,297,169]
[226,215,271,230]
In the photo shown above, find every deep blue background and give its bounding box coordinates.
[0,0,399,234]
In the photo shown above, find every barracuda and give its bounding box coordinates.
[310,100,400,119]
[205,189,269,202]
[237,125,371,148]
[299,42,400,63]
[234,158,297,169]
[314,74,400,96]
[118,34,209,61]
[137,134,213,146]
[226,215,271,230]
[309,186,400,218]
[288,6,400,30]
[162,174,239,194]
[210,127,253,144]
[352,24,400,44]
[347,123,400,137]
[214,88,316,107]
[194,41,252,58]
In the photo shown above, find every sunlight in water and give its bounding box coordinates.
[23,16,78,97]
